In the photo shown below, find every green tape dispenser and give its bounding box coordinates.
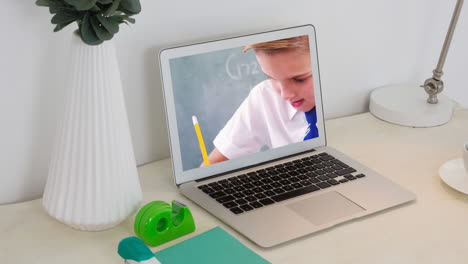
[134,200,196,247]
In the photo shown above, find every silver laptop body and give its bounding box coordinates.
[159,25,415,247]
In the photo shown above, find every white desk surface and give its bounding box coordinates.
[1,109,468,264]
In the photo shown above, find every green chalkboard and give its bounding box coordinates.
[170,47,268,171]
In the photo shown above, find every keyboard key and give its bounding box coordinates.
[271,185,320,202]
[344,174,356,180]
[255,193,267,199]
[282,185,294,192]
[291,183,303,189]
[289,177,300,182]
[250,201,263,208]
[309,177,320,183]
[288,171,299,176]
[273,188,285,194]
[280,179,291,185]
[315,169,326,175]
[339,179,349,183]
[311,159,322,164]
[224,188,235,194]
[235,198,248,205]
[230,207,243,214]
[249,175,260,181]
[252,180,264,187]
[259,198,275,206]
[261,184,273,190]
[243,190,254,196]
[264,190,276,197]
[219,179,229,184]
[261,178,273,184]
[317,182,332,189]
[198,184,209,189]
[202,187,215,194]
[271,175,281,181]
[242,183,254,189]
[300,180,312,186]
[240,178,251,184]
[245,196,256,202]
[276,168,287,173]
[318,175,329,181]
[222,201,237,208]
[253,187,264,193]
[356,173,366,178]
[233,193,245,198]
[332,165,344,170]
[326,173,338,178]
[216,195,235,204]
[271,182,282,188]
[319,155,334,161]
[336,167,357,176]
[327,179,340,185]
[231,180,243,186]
[209,191,226,199]
[240,204,254,211]
[212,185,224,192]
[234,186,245,192]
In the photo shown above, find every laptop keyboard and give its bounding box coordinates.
[197,152,366,215]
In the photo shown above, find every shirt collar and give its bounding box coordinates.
[287,102,299,120]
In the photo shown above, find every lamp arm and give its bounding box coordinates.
[422,0,464,104]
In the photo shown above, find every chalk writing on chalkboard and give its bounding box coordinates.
[225,53,262,80]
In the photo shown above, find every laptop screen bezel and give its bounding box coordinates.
[159,25,326,185]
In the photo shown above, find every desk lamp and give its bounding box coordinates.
[369,0,464,127]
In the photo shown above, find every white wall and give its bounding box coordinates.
[1,0,467,204]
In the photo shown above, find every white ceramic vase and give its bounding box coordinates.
[42,32,142,231]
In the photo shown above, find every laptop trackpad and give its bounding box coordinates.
[287,191,365,226]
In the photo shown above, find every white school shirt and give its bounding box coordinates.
[213,80,308,160]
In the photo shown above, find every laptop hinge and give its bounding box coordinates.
[195,148,317,183]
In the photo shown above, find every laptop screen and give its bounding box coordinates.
[160,25,326,184]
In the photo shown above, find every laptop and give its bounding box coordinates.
[159,25,415,247]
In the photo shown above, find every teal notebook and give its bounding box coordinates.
[154,227,270,264]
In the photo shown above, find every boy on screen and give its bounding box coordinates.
[205,35,318,165]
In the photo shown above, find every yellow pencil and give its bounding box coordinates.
[192,116,211,166]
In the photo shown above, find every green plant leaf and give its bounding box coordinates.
[51,9,81,25]
[90,5,101,11]
[53,21,74,32]
[104,0,121,16]
[123,16,135,24]
[119,0,141,14]
[64,0,98,11]
[80,13,103,45]
[96,14,119,34]
[90,15,113,40]
[36,0,51,7]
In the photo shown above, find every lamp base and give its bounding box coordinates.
[369,84,454,127]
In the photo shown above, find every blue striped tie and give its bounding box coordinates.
[304,107,318,140]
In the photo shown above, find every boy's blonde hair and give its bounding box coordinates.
[242,35,309,54]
